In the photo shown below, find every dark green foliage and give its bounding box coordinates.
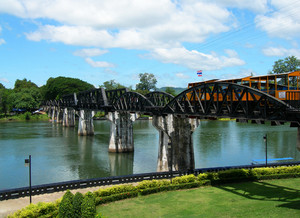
[100,80,127,90]
[136,73,157,93]
[0,83,5,89]
[164,87,176,96]
[73,192,84,218]
[14,79,39,92]
[271,56,300,74]
[0,88,13,114]
[58,190,74,218]
[81,192,96,218]
[139,182,201,196]
[42,76,94,100]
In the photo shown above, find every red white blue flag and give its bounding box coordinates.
[197,70,202,77]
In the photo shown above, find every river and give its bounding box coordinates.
[0,119,300,190]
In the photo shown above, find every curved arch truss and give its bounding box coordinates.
[145,91,174,107]
[162,82,293,121]
[113,92,154,112]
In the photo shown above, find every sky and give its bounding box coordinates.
[0,0,300,89]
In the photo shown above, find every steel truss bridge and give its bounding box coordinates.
[44,82,300,125]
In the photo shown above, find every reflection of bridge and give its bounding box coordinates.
[44,82,300,172]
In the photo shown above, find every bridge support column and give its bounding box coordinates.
[51,107,57,122]
[63,108,75,127]
[106,111,140,152]
[56,108,63,123]
[297,127,300,152]
[78,109,94,136]
[152,114,200,172]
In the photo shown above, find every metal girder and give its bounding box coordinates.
[145,91,174,107]
[162,82,294,121]
[105,88,128,105]
[113,91,154,113]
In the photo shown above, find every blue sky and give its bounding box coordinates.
[0,0,300,89]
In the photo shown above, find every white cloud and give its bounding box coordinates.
[85,57,115,68]
[73,48,108,57]
[0,38,5,45]
[255,0,300,39]
[262,47,300,58]
[176,73,190,79]
[22,0,234,50]
[0,78,9,83]
[151,47,245,71]
[1,1,264,71]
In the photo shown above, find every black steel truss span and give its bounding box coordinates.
[145,91,174,107]
[43,82,300,122]
[162,82,295,121]
[76,88,108,110]
[113,91,154,112]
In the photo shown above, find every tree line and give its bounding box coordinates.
[0,56,299,115]
[0,73,170,115]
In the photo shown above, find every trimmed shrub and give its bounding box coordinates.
[73,192,84,218]
[81,192,96,218]
[58,190,74,218]
[136,179,171,190]
[95,184,137,197]
[252,166,300,179]
[8,202,59,218]
[95,191,138,205]
[172,174,196,184]
[215,169,255,184]
[197,173,209,181]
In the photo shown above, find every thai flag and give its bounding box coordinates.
[197,70,202,77]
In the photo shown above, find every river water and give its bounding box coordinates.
[0,119,300,190]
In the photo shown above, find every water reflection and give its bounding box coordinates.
[109,153,134,176]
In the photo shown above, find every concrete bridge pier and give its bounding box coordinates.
[62,108,75,127]
[297,127,300,152]
[106,111,140,152]
[78,109,95,136]
[56,108,63,123]
[152,114,200,172]
[51,107,57,122]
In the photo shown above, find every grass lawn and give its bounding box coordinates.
[97,178,300,217]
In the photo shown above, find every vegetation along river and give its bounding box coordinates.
[0,119,300,190]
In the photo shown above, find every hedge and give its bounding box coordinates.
[8,165,300,217]
[95,191,139,205]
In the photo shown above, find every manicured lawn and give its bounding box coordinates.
[97,178,300,217]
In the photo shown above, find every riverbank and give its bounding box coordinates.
[0,113,49,122]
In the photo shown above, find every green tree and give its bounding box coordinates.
[10,87,41,110]
[271,56,300,74]
[136,73,157,95]
[73,192,84,218]
[81,192,96,218]
[42,77,94,100]
[165,87,176,96]
[0,87,13,115]
[100,80,126,90]
[59,190,74,218]
[14,78,39,92]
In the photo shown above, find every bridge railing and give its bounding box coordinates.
[1,161,300,201]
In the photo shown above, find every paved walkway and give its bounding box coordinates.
[0,185,111,218]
